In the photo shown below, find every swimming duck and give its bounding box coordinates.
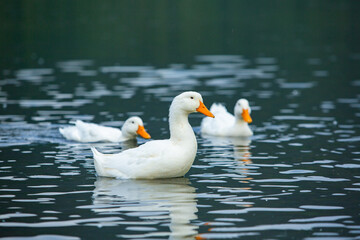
[91,91,214,179]
[59,116,151,143]
[201,98,253,137]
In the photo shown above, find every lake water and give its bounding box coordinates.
[1,1,360,239]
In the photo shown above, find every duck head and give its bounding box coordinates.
[172,91,214,118]
[234,98,252,123]
[122,116,151,139]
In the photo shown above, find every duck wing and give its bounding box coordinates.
[74,120,122,142]
[93,140,171,179]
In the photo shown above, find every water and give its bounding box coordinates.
[1,1,360,239]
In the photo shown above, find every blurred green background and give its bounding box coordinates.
[1,0,359,69]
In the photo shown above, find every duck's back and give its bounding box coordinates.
[201,103,235,136]
[60,120,122,142]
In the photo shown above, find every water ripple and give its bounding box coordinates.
[209,222,347,232]
[0,217,123,227]
[209,207,304,214]
[289,215,351,222]
[300,205,344,210]
[252,176,349,183]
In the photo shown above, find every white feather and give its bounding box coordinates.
[201,99,253,137]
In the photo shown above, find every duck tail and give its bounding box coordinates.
[91,147,105,176]
[59,127,71,139]
[91,146,101,157]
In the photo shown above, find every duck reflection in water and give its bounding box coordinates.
[202,135,253,182]
[120,138,139,150]
[93,138,140,152]
[92,177,199,239]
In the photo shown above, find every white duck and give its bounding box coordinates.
[91,91,214,179]
[201,98,253,137]
[59,116,151,143]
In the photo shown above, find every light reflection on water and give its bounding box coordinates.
[0,53,360,239]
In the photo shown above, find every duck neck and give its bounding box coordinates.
[235,114,248,126]
[169,106,195,143]
[120,127,134,140]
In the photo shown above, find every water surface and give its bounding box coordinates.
[1,1,360,239]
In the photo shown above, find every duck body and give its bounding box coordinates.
[92,91,214,179]
[59,117,150,143]
[201,99,253,137]
[92,138,196,179]
[60,120,122,142]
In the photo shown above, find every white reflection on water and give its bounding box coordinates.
[201,135,254,182]
[92,177,198,239]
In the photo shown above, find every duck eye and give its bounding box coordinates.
[131,121,135,124]
[190,96,194,99]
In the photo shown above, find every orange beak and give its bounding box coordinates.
[136,125,151,139]
[242,109,252,123]
[196,101,215,118]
